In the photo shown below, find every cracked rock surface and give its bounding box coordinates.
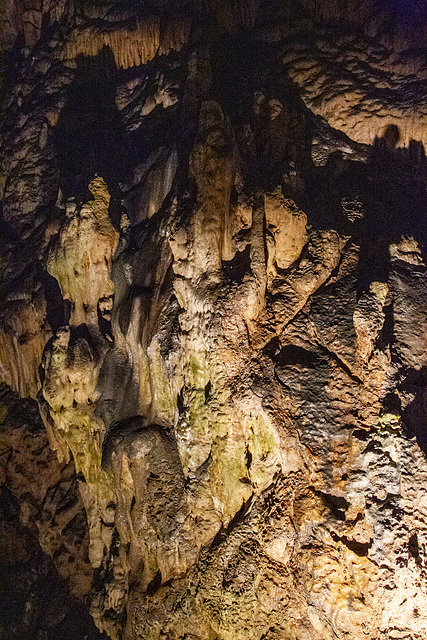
[1,1,426,639]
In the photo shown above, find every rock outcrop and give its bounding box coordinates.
[1,1,426,639]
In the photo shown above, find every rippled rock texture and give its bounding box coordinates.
[1,1,426,639]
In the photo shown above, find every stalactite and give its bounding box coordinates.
[61,16,194,70]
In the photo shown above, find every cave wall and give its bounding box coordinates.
[1,1,426,639]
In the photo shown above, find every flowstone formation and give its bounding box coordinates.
[1,1,426,639]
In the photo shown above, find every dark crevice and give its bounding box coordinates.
[408,533,420,559]
[330,530,372,557]
[274,345,318,368]
[177,386,185,414]
[318,491,350,521]
[38,269,70,332]
[318,343,363,385]
[209,493,255,552]
[222,245,251,284]
[375,302,394,351]
[352,428,371,441]
[245,444,253,470]
[53,47,128,201]
[146,570,162,595]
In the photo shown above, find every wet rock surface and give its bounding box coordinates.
[1,1,426,639]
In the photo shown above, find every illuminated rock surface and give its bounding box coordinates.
[1,1,426,639]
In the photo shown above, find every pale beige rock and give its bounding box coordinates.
[189,101,235,272]
[0,289,51,398]
[265,191,307,274]
[48,177,119,326]
[353,282,388,363]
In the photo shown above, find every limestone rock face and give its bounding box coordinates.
[1,1,426,639]
[0,389,108,639]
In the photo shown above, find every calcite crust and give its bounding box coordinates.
[1,1,426,639]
